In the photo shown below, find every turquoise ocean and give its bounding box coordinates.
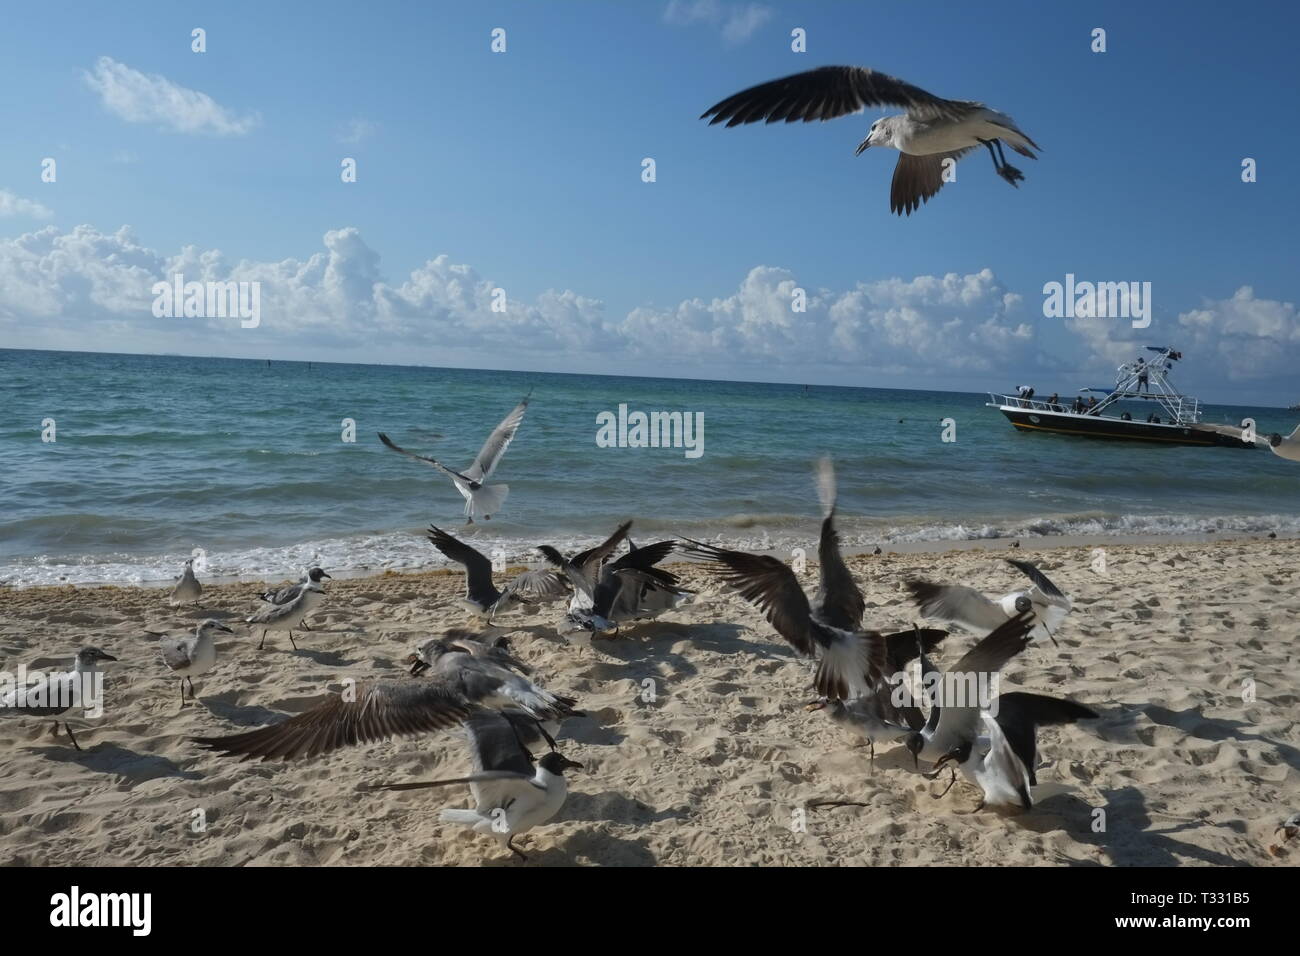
[1,348,1296,587]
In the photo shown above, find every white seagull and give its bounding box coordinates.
[258,567,330,630]
[701,65,1040,216]
[245,570,329,650]
[169,558,202,607]
[905,559,1072,646]
[363,709,583,861]
[159,619,232,707]
[379,393,531,523]
[0,646,117,749]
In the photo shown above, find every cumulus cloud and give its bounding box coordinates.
[1177,287,1300,380]
[664,0,772,45]
[0,221,1060,381]
[624,266,1034,374]
[83,56,259,135]
[0,189,53,220]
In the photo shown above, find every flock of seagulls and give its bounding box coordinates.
[128,454,1099,860]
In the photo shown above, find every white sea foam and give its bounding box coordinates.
[3,512,1296,588]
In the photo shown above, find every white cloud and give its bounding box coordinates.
[1177,286,1300,380]
[338,118,379,144]
[83,56,259,136]
[664,0,772,45]
[624,266,1035,374]
[0,189,53,220]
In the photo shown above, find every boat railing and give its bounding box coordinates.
[987,393,1075,413]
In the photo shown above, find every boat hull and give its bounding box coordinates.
[995,407,1255,448]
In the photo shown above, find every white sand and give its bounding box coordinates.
[1,537,1296,866]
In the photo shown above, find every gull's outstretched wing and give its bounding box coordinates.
[464,394,530,482]
[701,65,977,128]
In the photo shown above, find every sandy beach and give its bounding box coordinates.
[1,536,1296,867]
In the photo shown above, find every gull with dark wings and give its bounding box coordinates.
[701,65,1040,216]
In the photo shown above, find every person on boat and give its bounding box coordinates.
[1136,357,1150,392]
[1087,396,1099,414]
[1046,392,1059,408]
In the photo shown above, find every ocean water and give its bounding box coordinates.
[1,348,1297,587]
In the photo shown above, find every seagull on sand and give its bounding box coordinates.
[362,709,583,861]
[426,526,570,622]
[159,619,232,707]
[902,613,1036,768]
[805,625,948,770]
[407,635,583,748]
[409,631,533,676]
[925,692,1098,812]
[905,559,1072,647]
[244,569,329,650]
[701,65,1040,216]
[259,567,330,630]
[170,558,202,607]
[0,646,117,750]
[379,393,531,523]
[193,639,582,761]
[549,538,694,636]
[682,458,904,699]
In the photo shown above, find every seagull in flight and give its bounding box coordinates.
[701,65,1040,216]
[547,537,693,636]
[379,392,531,523]
[426,525,570,622]
[363,709,583,861]
[905,559,1072,646]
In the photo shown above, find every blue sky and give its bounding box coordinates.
[1,0,1297,404]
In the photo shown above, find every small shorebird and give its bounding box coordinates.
[905,559,1072,646]
[926,692,1098,812]
[379,392,531,523]
[169,558,202,606]
[426,526,569,622]
[245,570,329,650]
[258,567,330,630]
[159,619,232,707]
[0,646,117,750]
[701,65,1040,215]
[363,709,583,861]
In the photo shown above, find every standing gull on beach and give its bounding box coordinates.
[701,65,1040,215]
[379,393,531,523]
[158,619,232,707]
[169,558,202,607]
[245,569,330,650]
[0,647,117,750]
[259,568,330,630]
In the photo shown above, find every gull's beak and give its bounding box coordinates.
[217,624,233,633]
[406,655,429,676]
[562,757,585,772]
[321,571,332,579]
[99,652,119,662]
